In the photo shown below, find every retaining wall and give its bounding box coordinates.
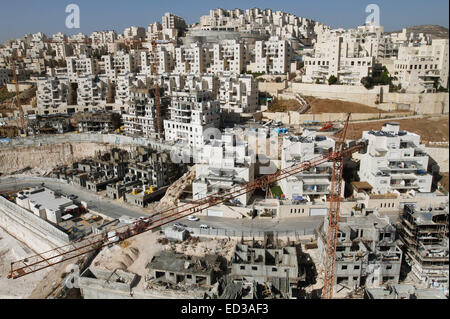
[262,111,414,125]
[274,83,449,115]
[0,196,70,252]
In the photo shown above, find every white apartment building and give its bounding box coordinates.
[392,39,449,92]
[122,87,169,138]
[102,51,137,80]
[192,132,255,205]
[76,75,108,108]
[66,55,98,82]
[218,74,258,113]
[123,26,146,41]
[90,31,117,44]
[303,30,374,85]
[175,43,208,74]
[115,73,134,106]
[162,12,187,31]
[279,132,340,200]
[164,90,220,147]
[249,37,291,74]
[359,123,433,194]
[185,74,218,97]
[211,40,244,74]
[51,32,67,43]
[36,76,70,115]
[159,74,185,94]
[199,8,319,39]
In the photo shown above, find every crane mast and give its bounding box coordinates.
[322,113,351,299]
[151,40,163,139]
[11,53,25,134]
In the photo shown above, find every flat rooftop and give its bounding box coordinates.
[19,187,73,212]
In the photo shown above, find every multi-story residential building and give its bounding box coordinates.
[250,36,291,74]
[36,76,70,115]
[218,74,258,113]
[303,29,374,85]
[359,123,433,194]
[392,39,449,92]
[75,111,121,133]
[102,51,137,80]
[66,55,98,82]
[192,132,255,205]
[211,40,244,74]
[76,75,108,108]
[184,74,218,97]
[399,204,449,293]
[318,212,403,291]
[164,90,220,147]
[122,86,169,138]
[115,73,134,106]
[199,8,320,39]
[161,12,187,31]
[123,26,146,41]
[279,132,338,200]
[175,43,208,74]
[90,30,117,44]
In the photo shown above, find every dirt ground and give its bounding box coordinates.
[268,98,301,112]
[0,226,55,298]
[305,96,389,114]
[346,116,449,144]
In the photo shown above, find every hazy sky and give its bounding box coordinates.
[0,0,448,43]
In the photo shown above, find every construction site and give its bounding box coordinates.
[0,3,448,304]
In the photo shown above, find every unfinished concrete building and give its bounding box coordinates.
[229,238,304,298]
[75,111,121,133]
[127,146,183,188]
[317,212,403,292]
[365,284,447,299]
[27,114,73,135]
[231,244,299,281]
[122,86,170,138]
[147,251,220,286]
[71,149,130,192]
[398,204,449,293]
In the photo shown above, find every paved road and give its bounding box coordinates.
[0,176,325,233]
[173,215,323,234]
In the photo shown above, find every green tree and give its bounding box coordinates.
[361,76,374,89]
[328,75,338,85]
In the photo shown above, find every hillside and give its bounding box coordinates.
[387,25,448,39]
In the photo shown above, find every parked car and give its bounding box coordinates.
[200,224,210,230]
[174,223,187,228]
[187,216,200,221]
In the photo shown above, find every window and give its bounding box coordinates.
[240,266,245,270]
[272,267,277,272]
[252,266,258,271]
[342,265,348,270]
[386,265,392,270]
[354,265,360,270]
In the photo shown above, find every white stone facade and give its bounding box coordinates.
[359,123,433,194]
